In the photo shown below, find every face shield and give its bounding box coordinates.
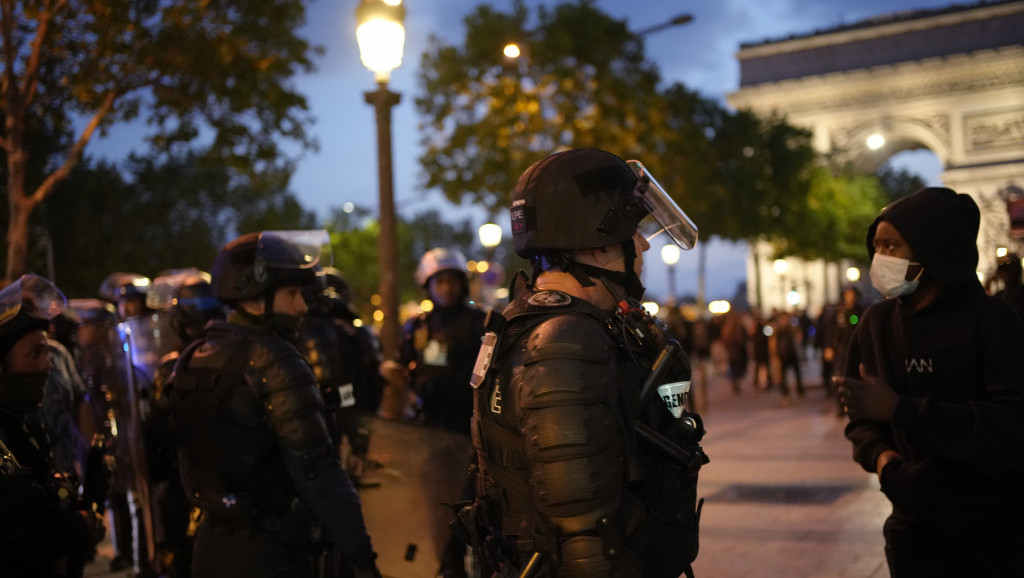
[0,274,67,328]
[255,230,333,275]
[147,268,219,312]
[627,160,699,250]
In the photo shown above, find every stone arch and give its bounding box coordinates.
[727,0,1024,313]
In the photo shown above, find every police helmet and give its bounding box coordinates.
[149,268,223,325]
[0,274,66,363]
[415,247,468,287]
[511,148,698,259]
[98,272,151,303]
[67,298,118,324]
[302,266,360,320]
[512,149,642,258]
[211,230,330,302]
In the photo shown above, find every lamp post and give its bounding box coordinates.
[661,243,680,305]
[356,0,405,365]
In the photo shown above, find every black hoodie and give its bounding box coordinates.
[845,187,1024,534]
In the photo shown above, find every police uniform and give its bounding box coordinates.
[462,149,707,578]
[167,231,379,578]
[470,276,704,578]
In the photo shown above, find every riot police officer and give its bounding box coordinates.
[167,230,380,578]
[146,268,225,577]
[383,247,485,434]
[463,149,708,578]
[299,266,382,484]
[98,271,162,574]
[99,272,152,320]
[0,274,105,577]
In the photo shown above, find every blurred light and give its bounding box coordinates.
[495,287,509,300]
[503,43,521,59]
[343,202,355,213]
[370,294,382,306]
[866,133,885,150]
[479,222,503,248]
[845,266,861,282]
[477,260,490,274]
[773,258,789,274]
[708,300,731,315]
[786,289,801,306]
[467,259,478,272]
[642,301,660,316]
[372,309,384,322]
[356,0,406,81]
[762,325,774,337]
[353,319,364,328]
[661,244,681,266]
[997,246,1008,258]
[420,299,434,312]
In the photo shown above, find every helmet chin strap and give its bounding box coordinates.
[534,240,646,300]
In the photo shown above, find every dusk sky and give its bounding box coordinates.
[94,0,957,302]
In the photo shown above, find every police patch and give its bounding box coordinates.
[528,290,572,307]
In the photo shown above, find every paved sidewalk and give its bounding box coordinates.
[86,359,892,578]
[690,370,891,577]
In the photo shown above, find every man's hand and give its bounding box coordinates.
[835,364,900,421]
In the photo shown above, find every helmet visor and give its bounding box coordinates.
[627,160,699,250]
[257,230,333,270]
[147,268,213,310]
[0,274,66,327]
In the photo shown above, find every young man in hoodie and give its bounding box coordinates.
[835,187,1024,576]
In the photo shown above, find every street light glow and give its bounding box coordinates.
[661,244,681,266]
[846,266,861,282]
[479,222,503,248]
[866,132,885,150]
[503,43,521,59]
[356,0,406,81]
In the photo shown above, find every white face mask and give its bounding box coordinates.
[870,253,923,299]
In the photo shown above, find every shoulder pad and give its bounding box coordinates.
[524,314,614,365]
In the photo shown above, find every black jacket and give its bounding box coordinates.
[170,315,375,567]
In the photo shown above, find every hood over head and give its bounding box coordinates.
[866,187,980,293]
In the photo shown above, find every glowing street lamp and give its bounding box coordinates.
[356,0,405,367]
[866,132,886,150]
[479,223,503,251]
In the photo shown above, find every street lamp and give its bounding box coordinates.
[661,243,680,305]
[479,222,503,252]
[356,0,405,367]
[634,13,694,37]
[503,12,693,60]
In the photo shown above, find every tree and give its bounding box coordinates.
[325,207,476,317]
[44,149,316,297]
[1,0,320,281]
[416,0,661,214]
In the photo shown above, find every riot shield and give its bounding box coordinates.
[112,311,184,576]
[358,417,474,578]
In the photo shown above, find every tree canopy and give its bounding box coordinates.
[1,0,321,281]
[414,0,891,271]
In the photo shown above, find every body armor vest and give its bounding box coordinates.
[466,274,707,578]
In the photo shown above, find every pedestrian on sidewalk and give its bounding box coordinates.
[836,187,1024,577]
[772,310,804,404]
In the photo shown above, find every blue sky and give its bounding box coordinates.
[93,0,955,301]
